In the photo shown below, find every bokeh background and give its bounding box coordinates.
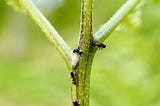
[0,0,160,106]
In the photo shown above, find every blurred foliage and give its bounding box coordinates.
[4,0,24,11]
[0,0,160,106]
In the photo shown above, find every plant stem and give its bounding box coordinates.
[94,0,142,42]
[20,0,73,67]
[71,0,94,105]
[77,0,93,105]
[11,0,142,106]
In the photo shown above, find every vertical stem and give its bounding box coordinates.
[82,51,96,106]
[77,0,93,105]
[71,0,94,106]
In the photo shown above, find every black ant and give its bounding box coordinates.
[90,40,106,49]
[96,43,106,48]
[72,99,79,106]
[73,47,83,54]
[70,72,76,85]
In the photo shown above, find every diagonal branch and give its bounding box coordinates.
[20,0,73,67]
[94,0,142,42]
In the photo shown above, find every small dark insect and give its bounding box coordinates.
[70,72,76,85]
[72,99,79,106]
[96,43,106,48]
[90,40,106,49]
[73,48,83,54]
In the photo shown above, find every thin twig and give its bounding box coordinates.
[20,0,73,67]
[94,0,142,42]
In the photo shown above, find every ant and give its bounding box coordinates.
[90,40,106,49]
[96,43,106,48]
[70,72,76,85]
[73,47,83,54]
[72,99,79,106]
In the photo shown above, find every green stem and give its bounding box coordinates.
[70,0,94,106]
[77,0,93,105]
[20,0,73,68]
[8,0,143,106]
[94,0,142,42]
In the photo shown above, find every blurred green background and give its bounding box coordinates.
[0,0,160,106]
